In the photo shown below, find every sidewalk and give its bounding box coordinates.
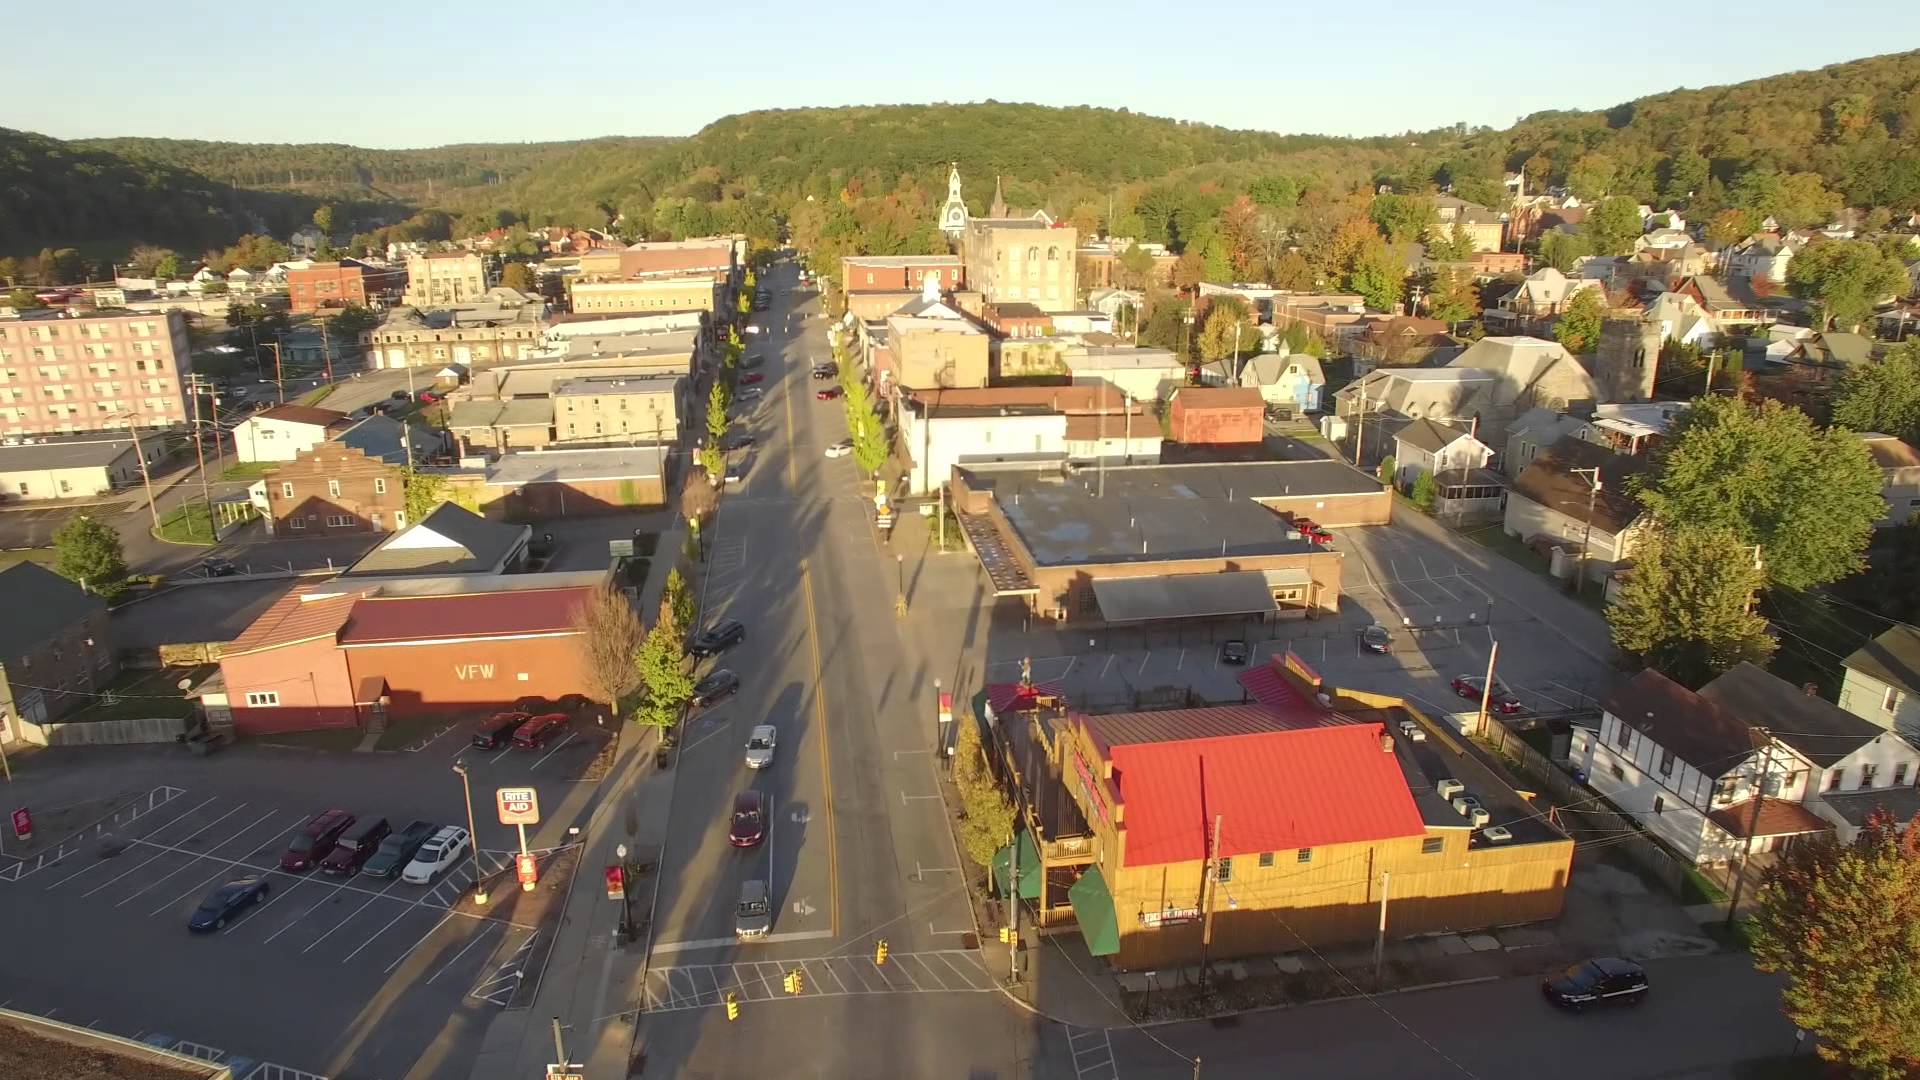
[467,512,689,1080]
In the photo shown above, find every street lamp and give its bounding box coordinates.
[614,842,637,943]
[452,759,488,906]
[895,553,907,617]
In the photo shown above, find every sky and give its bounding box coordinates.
[10,2,1920,149]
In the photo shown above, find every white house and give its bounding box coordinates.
[1858,433,1920,528]
[895,386,1158,496]
[342,502,530,578]
[1389,418,1492,488]
[1503,435,1648,584]
[232,404,351,464]
[226,267,256,292]
[1060,346,1187,404]
[189,266,222,293]
[1723,232,1802,284]
[1238,350,1325,414]
[1641,292,1718,348]
[1839,624,1920,746]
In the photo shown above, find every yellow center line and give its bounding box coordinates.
[801,563,840,935]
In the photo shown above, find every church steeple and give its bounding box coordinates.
[938,162,969,239]
[989,175,1007,219]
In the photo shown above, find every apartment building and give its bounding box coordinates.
[568,277,721,315]
[0,310,191,436]
[552,373,684,444]
[287,260,406,314]
[962,219,1080,313]
[403,252,491,307]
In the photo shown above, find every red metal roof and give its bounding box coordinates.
[1108,723,1426,867]
[338,586,591,645]
[984,682,1066,715]
[1238,665,1306,709]
[226,586,364,655]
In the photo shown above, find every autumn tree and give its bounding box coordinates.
[632,621,694,729]
[1750,810,1920,1079]
[954,707,1016,875]
[1198,301,1255,365]
[661,567,696,639]
[1607,524,1774,687]
[1269,250,1316,290]
[1704,209,1755,251]
[500,262,536,293]
[312,205,337,236]
[1583,197,1644,257]
[572,583,645,709]
[1786,239,1909,331]
[1553,287,1605,353]
[1425,268,1480,325]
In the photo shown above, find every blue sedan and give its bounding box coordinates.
[188,876,270,932]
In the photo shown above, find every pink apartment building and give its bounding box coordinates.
[0,310,192,437]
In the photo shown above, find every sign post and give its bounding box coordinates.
[11,806,30,843]
[496,788,540,891]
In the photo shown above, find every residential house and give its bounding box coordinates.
[1839,625,1920,745]
[1768,332,1872,380]
[1087,288,1144,321]
[289,225,327,256]
[1238,350,1324,415]
[1447,336,1602,446]
[1639,292,1719,349]
[1430,195,1505,253]
[1485,269,1603,331]
[1723,232,1803,284]
[0,563,115,736]
[0,434,166,502]
[1355,316,1454,366]
[255,417,446,536]
[1502,435,1648,584]
[1858,433,1920,528]
[1390,418,1493,487]
[342,503,531,578]
[1501,408,1584,480]
[1675,275,1776,329]
[1061,346,1187,404]
[232,404,352,464]
[1578,402,1689,458]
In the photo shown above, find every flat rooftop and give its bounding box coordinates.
[552,372,683,396]
[1351,705,1563,847]
[0,435,139,471]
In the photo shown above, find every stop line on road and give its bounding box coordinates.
[643,948,995,1013]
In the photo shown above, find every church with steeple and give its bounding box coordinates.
[938,164,970,240]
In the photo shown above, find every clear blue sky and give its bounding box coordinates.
[12,2,1919,148]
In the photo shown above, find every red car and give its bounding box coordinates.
[740,372,765,385]
[511,713,569,749]
[728,790,767,848]
[815,386,842,401]
[281,809,356,872]
[1451,675,1523,714]
[1292,518,1333,545]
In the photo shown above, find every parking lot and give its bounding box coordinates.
[0,717,608,1080]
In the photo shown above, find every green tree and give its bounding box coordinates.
[1704,209,1755,251]
[1583,197,1644,257]
[954,707,1016,874]
[1831,341,1920,444]
[402,468,450,524]
[499,262,536,293]
[1345,239,1405,313]
[1786,239,1910,331]
[1409,470,1437,511]
[325,304,379,341]
[696,443,725,484]
[52,515,128,597]
[842,378,889,475]
[1426,222,1476,263]
[0,257,21,286]
[1607,524,1774,687]
[662,567,696,639]
[1659,150,1710,204]
[1567,152,1619,198]
[200,281,229,296]
[1198,303,1254,364]
[1634,395,1886,590]
[312,205,337,236]
[1750,810,1920,1079]
[153,253,181,280]
[8,287,44,309]
[1553,287,1605,353]
[1368,194,1433,245]
[1537,230,1592,273]
[632,621,694,729]
[39,247,87,284]
[1425,268,1480,325]
[1115,243,1157,290]
[706,381,731,445]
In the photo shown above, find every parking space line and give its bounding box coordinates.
[300,877,404,954]
[425,921,499,983]
[530,731,577,770]
[118,808,282,908]
[45,795,220,889]
[383,911,457,974]
[262,882,343,944]
[80,803,252,899]
[490,743,516,764]
[341,903,417,963]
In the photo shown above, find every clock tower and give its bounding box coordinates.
[938,163,969,240]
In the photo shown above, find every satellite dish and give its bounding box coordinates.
[176,677,193,691]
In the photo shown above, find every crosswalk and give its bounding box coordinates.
[642,949,994,1013]
[1065,1026,1120,1080]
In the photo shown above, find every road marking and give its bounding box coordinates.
[425,921,500,984]
[650,928,835,955]
[901,790,941,805]
[341,903,418,963]
[531,731,576,770]
[80,802,252,898]
[383,911,457,974]
[929,922,971,936]
[299,875,402,954]
[800,564,840,936]
[643,949,992,1012]
[44,794,218,889]
[785,386,798,486]
[119,808,282,907]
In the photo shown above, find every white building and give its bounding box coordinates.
[895,386,1159,496]
[232,404,350,464]
[1060,346,1186,404]
[1502,435,1647,584]
[1839,625,1920,746]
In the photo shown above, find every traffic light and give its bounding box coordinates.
[603,865,625,900]
[724,991,739,1021]
[783,969,803,995]
[874,939,889,965]
[998,926,1012,944]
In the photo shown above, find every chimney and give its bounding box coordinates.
[1380,733,1395,754]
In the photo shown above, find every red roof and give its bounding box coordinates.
[1238,665,1306,709]
[985,682,1065,715]
[338,587,591,645]
[1708,797,1832,839]
[1108,723,1425,867]
[226,586,363,655]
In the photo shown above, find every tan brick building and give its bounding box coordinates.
[363,294,544,371]
[287,260,406,314]
[552,372,684,444]
[569,277,721,315]
[963,219,1080,312]
[262,443,408,537]
[0,310,191,437]
[403,251,490,307]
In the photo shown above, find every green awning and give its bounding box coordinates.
[992,829,1041,901]
[1068,865,1121,957]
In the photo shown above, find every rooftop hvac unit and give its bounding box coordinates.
[1436,778,1464,800]
[1482,825,1513,843]
[1452,794,1483,817]
[1466,807,1491,828]
[1399,720,1426,743]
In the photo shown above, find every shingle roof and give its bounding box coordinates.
[1859,434,1920,470]
[225,585,362,656]
[344,504,529,577]
[0,562,104,659]
[1394,417,1474,456]
[1843,624,1920,697]
[337,586,591,645]
[1819,785,1920,828]
[1602,667,1765,775]
[1699,662,1889,768]
[1509,436,1647,534]
[1707,797,1831,839]
[0,436,140,472]
[1102,722,1426,866]
[255,404,349,428]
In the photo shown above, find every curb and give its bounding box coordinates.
[1124,972,1504,1031]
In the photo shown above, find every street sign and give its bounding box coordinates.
[516,852,538,889]
[11,807,30,841]
[495,787,540,826]
[604,864,626,900]
[608,538,635,558]
[546,1067,583,1080]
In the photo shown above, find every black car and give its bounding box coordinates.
[689,620,745,658]
[199,557,237,578]
[360,820,438,879]
[1219,640,1250,666]
[810,364,838,380]
[725,434,757,452]
[1542,957,1648,1009]
[742,355,765,370]
[188,876,270,932]
[692,669,741,708]
[1360,625,1393,654]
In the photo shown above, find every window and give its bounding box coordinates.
[1611,762,1626,781]
[1826,768,1843,792]
[1653,796,1665,815]
[1420,837,1444,855]
[1895,762,1909,787]
[1257,852,1274,868]
[327,479,341,498]
[373,478,386,495]
[1861,763,1879,790]
[1047,246,1059,261]
[245,691,280,707]
[1884,686,1907,713]
[281,481,294,499]
[1214,857,1232,883]
[1613,721,1630,750]
[287,517,307,530]
[1295,847,1313,864]
[1657,748,1675,778]
[326,514,354,528]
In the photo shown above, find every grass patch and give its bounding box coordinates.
[152,502,218,545]
[295,383,336,406]
[220,460,278,481]
[63,667,208,725]
[1682,866,1731,905]
[1704,916,1759,952]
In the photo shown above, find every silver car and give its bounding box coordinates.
[735,879,772,939]
[744,725,777,769]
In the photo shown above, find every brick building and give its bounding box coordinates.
[286,260,406,314]
[0,310,191,437]
[569,277,721,315]
[403,252,490,307]
[1168,387,1266,445]
[962,219,1080,313]
[840,255,965,293]
[256,419,445,537]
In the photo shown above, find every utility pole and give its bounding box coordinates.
[123,420,160,529]
[1570,466,1602,594]
[1352,378,1369,470]
[1198,814,1223,989]
[1726,731,1774,928]
[549,1016,570,1074]
[452,760,488,905]
[318,319,334,384]
[187,381,214,539]
[267,341,285,403]
[1372,870,1392,982]
[1476,639,1500,735]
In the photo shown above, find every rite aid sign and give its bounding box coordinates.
[496,787,541,826]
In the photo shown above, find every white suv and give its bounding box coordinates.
[402,825,471,884]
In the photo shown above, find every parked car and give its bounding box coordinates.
[740,372,765,385]
[1292,518,1333,545]
[744,724,777,769]
[728,790,767,848]
[199,556,237,577]
[1361,625,1393,654]
[402,825,471,885]
[1451,675,1523,714]
[824,439,853,459]
[815,386,842,401]
[690,619,745,658]
[724,457,750,485]
[725,434,757,451]
[811,364,838,380]
[319,817,391,875]
[511,713,569,749]
[735,879,773,938]
[280,810,355,872]
[1542,957,1648,1010]
[693,669,741,708]
[360,820,438,879]
[1219,640,1250,666]
[737,387,764,402]
[742,355,765,369]
[473,711,532,749]
[418,391,440,404]
[188,876,269,932]
[390,390,409,400]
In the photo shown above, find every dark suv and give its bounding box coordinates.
[319,817,392,876]
[473,711,532,749]
[689,620,745,658]
[360,820,437,879]
[281,810,355,872]
[1542,957,1648,1009]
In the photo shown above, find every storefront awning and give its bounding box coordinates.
[992,829,1041,901]
[1091,571,1283,624]
[1068,865,1120,957]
